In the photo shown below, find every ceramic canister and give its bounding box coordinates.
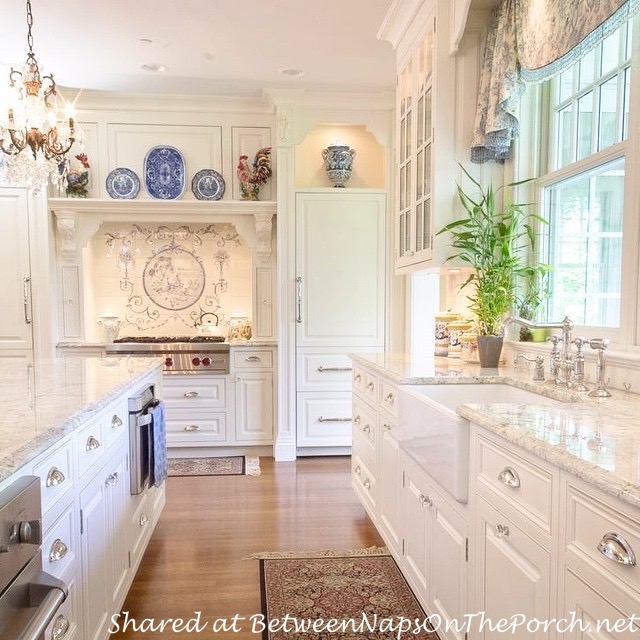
[434,312,460,356]
[447,319,474,358]
[460,332,479,363]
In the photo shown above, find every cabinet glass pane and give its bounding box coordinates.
[423,198,432,250]
[424,88,432,140]
[417,96,424,147]
[415,202,424,251]
[400,166,406,210]
[406,111,412,159]
[416,150,424,199]
[400,118,407,163]
[418,31,433,94]
[398,212,407,257]
[405,160,412,211]
[424,143,432,197]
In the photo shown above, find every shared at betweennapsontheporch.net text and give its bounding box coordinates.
[108,611,640,635]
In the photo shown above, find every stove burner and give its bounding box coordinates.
[113,335,226,343]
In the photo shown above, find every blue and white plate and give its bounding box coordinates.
[191,169,225,201]
[105,168,140,199]
[144,145,186,200]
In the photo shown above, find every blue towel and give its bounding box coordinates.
[150,400,167,487]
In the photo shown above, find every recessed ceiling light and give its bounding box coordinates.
[140,63,167,73]
[281,68,304,77]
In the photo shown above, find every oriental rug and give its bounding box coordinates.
[167,456,261,477]
[255,548,438,639]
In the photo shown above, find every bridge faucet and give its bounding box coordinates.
[588,338,612,398]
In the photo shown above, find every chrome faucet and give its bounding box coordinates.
[506,314,611,396]
[513,354,545,381]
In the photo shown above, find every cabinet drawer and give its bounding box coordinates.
[76,418,107,478]
[129,492,152,570]
[297,350,353,390]
[165,411,227,444]
[564,478,640,596]
[352,453,376,515]
[475,433,556,536]
[233,349,273,369]
[296,393,352,447]
[102,399,128,450]
[352,366,378,406]
[163,376,227,407]
[378,378,398,418]
[33,441,74,516]
[42,501,75,580]
[352,396,376,450]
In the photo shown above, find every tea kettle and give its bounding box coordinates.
[194,312,225,338]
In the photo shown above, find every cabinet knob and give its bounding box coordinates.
[354,374,362,382]
[49,538,69,563]
[495,523,511,539]
[597,532,636,566]
[51,614,70,640]
[106,472,119,486]
[85,436,100,451]
[140,514,149,527]
[419,494,432,508]
[111,414,123,429]
[498,466,521,488]
[366,382,375,391]
[383,423,392,431]
[363,479,371,490]
[384,393,395,405]
[46,467,66,488]
[355,466,361,476]
[183,391,199,398]
[363,424,371,434]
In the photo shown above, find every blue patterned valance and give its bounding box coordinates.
[471,0,640,163]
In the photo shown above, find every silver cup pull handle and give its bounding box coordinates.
[46,467,66,488]
[184,391,199,398]
[597,532,636,566]
[498,466,521,488]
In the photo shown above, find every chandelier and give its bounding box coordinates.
[0,0,79,195]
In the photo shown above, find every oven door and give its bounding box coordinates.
[129,410,153,495]
[0,553,67,640]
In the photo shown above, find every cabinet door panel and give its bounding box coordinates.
[295,192,385,347]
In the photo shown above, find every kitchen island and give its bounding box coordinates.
[0,353,165,640]
[350,352,640,640]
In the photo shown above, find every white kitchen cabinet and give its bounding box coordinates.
[402,452,469,640]
[559,474,640,638]
[296,190,386,451]
[233,346,274,444]
[0,188,33,349]
[389,2,457,271]
[79,442,129,640]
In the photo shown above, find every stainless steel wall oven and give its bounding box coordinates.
[0,476,68,640]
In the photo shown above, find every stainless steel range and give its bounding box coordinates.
[105,336,230,374]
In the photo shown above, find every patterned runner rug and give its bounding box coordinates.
[167,456,261,477]
[254,548,437,639]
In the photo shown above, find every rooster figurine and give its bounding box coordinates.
[237,147,272,200]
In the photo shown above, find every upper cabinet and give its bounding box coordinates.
[380,0,481,272]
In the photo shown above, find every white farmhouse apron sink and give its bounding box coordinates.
[398,383,561,503]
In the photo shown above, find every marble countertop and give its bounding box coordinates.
[351,352,640,509]
[0,354,164,483]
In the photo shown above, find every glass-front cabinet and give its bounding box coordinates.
[393,3,456,272]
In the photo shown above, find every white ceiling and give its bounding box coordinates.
[0,0,399,98]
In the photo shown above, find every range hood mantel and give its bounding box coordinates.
[50,198,276,262]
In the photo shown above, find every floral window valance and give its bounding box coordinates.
[471,0,640,163]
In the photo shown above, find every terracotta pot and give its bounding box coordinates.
[477,335,503,368]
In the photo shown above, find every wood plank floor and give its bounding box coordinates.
[111,456,383,639]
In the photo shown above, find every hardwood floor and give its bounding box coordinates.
[111,456,383,639]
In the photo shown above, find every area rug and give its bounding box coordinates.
[255,548,437,639]
[167,456,261,477]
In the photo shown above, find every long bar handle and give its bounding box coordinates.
[317,366,352,372]
[296,277,303,323]
[23,275,32,325]
[318,416,351,423]
[17,571,68,640]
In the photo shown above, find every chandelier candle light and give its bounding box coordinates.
[0,0,79,194]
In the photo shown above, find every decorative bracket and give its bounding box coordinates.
[55,213,78,262]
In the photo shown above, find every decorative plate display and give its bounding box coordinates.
[143,145,186,200]
[191,169,225,201]
[105,168,140,199]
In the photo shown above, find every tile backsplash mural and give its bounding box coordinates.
[86,222,252,340]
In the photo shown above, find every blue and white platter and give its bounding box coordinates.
[105,168,140,199]
[191,169,225,201]
[144,145,186,200]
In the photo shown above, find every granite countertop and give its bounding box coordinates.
[351,352,640,509]
[57,340,277,348]
[0,354,164,483]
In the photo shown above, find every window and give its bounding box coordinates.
[537,18,633,331]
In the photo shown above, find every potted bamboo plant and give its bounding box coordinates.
[437,165,548,367]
